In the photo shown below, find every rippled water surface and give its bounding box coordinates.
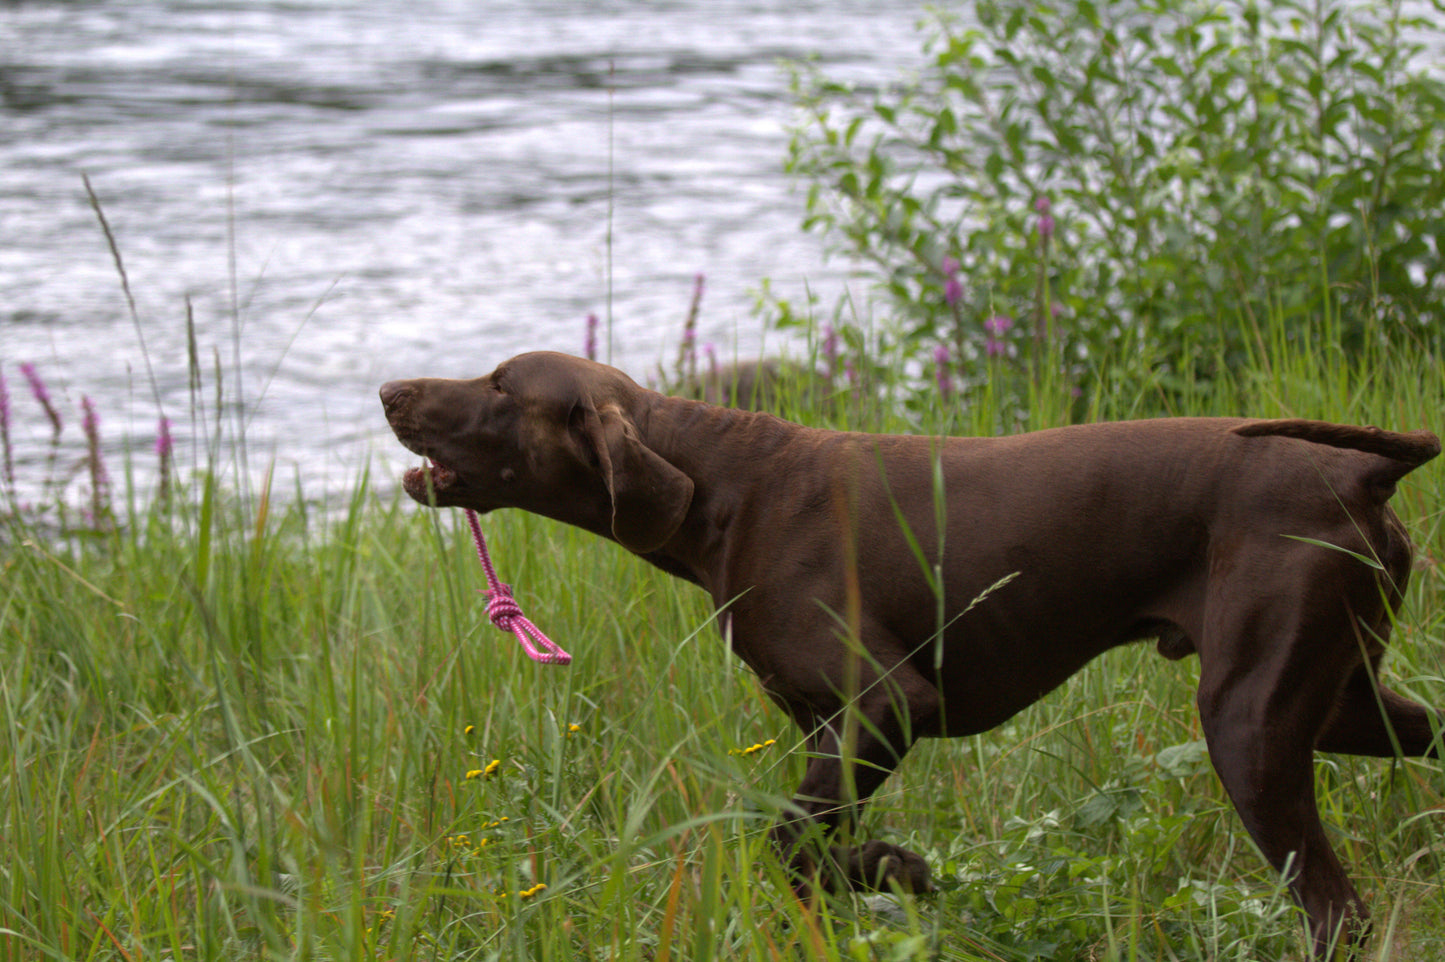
[0,0,925,501]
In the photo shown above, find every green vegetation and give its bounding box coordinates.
[2,295,1442,960]
[4,0,1445,957]
[781,0,1445,411]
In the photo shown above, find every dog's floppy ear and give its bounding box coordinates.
[577,402,694,553]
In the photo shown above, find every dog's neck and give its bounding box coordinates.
[627,393,829,597]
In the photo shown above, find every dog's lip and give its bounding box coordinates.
[402,458,459,498]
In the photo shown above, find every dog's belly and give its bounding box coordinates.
[906,578,1199,738]
[922,632,1128,736]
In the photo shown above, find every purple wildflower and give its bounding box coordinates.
[945,278,964,308]
[584,313,598,361]
[942,256,963,308]
[81,395,109,523]
[933,344,953,399]
[156,417,174,502]
[1035,195,1055,242]
[156,417,173,459]
[677,272,706,382]
[822,323,839,380]
[0,370,11,488]
[20,362,62,436]
[984,314,1014,357]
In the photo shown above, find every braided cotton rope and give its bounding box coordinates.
[464,509,572,665]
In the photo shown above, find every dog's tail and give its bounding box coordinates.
[1233,418,1440,495]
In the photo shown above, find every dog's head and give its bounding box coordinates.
[380,351,694,553]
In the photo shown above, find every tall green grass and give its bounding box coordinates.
[2,302,1442,961]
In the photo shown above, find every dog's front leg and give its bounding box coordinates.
[769,685,935,895]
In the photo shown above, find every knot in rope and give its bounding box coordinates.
[483,582,523,628]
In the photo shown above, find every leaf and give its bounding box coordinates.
[1075,788,1144,827]
[1155,739,1210,777]
[1281,535,1385,571]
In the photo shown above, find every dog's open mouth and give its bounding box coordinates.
[402,459,458,501]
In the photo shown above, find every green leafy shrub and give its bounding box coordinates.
[784,0,1445,413]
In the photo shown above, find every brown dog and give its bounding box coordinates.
[381,351,1441,956]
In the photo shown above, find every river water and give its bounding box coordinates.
[0,0,927,507]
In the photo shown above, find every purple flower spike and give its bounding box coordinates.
[0,370,12,487]
[941,256,963,307]
[984,315,1013,357]
[933,344,952,398]
[1035,196,1055,241]
[678,273,706,380]
[585,313,598,361]
[984,314,1014,335]
[81,394,109,522]
[822,323,839,380]
[20,362,62,436]
[155,417,174,459]
[156,416,174,503]
[82,396,107,477]
[945,277,964,308]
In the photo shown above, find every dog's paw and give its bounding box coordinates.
[845,840,934,894]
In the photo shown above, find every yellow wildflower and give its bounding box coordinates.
[729,738,777,757]
[466,759,502,780]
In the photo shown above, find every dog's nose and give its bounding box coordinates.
[379,380,412,409]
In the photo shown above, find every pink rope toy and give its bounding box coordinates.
[464,509,572,665]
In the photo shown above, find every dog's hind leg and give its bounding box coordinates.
[1196,590,1375,956]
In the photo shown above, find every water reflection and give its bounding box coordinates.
[0,0,924,503]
